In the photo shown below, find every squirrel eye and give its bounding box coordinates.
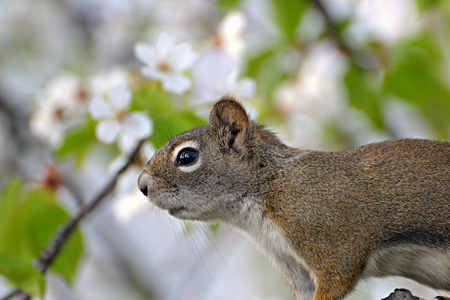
[176,147,198,166]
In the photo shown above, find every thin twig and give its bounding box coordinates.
[0,140,145,300]
[0,288,20,300]
[35,139,145,273]
[310,0,378,70]
[62,176,86,208]
[310,0,353,55]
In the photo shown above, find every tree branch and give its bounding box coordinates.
[0,139,145,300]
[37,139,144,273]
[0,289,20,300]
[310,0,352,55]
[310,0,378,70]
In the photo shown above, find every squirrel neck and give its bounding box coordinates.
[245,124,303,175]
[218,175,309,282]
[220,145,305,230]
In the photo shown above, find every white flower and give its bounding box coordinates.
[222,68,257,99]
[349,0,418,45]
[88,68,129,98]
[275,41,346,148]
[89,84,153,145]
[216,11,247,59]
[192,50,256,103]
[108,141,156,223]
[30,74,88,148]
[108,141,155,175]
[134,32,198,95]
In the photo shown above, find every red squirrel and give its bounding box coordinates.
[138,97,450,300]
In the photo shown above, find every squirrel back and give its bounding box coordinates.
[138,97,450,300]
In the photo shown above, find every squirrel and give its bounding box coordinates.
[138,97,450,300]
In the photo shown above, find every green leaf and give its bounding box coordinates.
[209,222,220,236]
[56,119,97,166]
[0,179,33,261]
[271,0,309,42]
[150,110,206,149]
[344,64,384,129]
[50,227,83,284]
[416,0,440,11]
[0,178,24,237]
[21,191,83,284]
[246,48,279,79]
[384,35,450,138]
[0,182,84,285]
[444,1,450,19]
[219,0,241,9]
[132,83,207,148]
[334,19,352,36]
[246,46,293,122]
[183,221,196,236]
[0,254,45,298]
[246,47,287,99]
[321,122,352,151]
[130,81,171,114]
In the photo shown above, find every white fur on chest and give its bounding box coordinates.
[225,197,316,300]
[228,196,299,260]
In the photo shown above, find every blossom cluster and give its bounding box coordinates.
[29,70,153,154]
[29,10,258,161]
[8,0,440,299]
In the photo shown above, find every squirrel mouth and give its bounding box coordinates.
[168,207,186,216]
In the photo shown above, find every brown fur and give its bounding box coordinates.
[138,97,450,300]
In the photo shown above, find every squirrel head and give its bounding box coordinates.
[138,97,290,221]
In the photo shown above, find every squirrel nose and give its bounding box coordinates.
[140,184,148,196]
[138,172,152,197]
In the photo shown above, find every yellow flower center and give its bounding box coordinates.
[115,108,128,122]
[53,106,65,119]
[157,60,170,72]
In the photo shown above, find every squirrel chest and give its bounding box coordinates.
[138,97,450,300]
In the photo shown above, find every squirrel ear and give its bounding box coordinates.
[209,97,249,131]
[209,97,250,152]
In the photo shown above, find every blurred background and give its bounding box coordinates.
[0,0,449,299]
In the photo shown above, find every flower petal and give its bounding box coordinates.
[96,119,121,144]
[192,50,237,100]
[162,73,191,95]
[89,97,112,120]
[235,78,256,99]
[108,154,128,175]
[108,84,131,109]
[30,110,65,148]
[134,42,156,67]
[140,67,166,81]
[169,43,198,71]
[218,11,246,58]
[89,69,129,97]
[142,142,156,160]
[223,67,239,92]
[155,31,176,58]
[117,134,139,154]
[122,112,153,139]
